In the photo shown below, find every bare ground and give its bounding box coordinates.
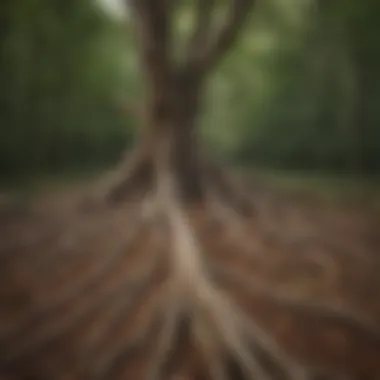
[0,175,379,379]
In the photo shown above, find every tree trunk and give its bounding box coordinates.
[107,71,205,204]
[104,0,258,211]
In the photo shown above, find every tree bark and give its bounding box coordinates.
[107,69,206,204]
[106,0,256,206]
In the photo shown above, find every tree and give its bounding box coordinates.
[0,0,135,179]
[2,2,380,380]
[99,1,307,379]
[106,0,258,209]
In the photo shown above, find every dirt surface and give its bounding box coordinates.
[0,180,379,379]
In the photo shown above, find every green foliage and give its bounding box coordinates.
[206,0,380,174]
[0,0,136,180]
[0,0,379,181]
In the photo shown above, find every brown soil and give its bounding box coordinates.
[0,179,379,380]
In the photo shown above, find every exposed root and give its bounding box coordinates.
[236,311,308,380]
[2,144,379,379]
[103,147,258,211]
[0,198,171,372]
[204,186,263,259]
[212,263,380,342]
[149,149,308,380]
[94,292,165,379]
[104,149,153,205]
[0,202,148,341]
[146,295,185,380]
[0,231,158,365]
[203,158,257,217]
[80,222,166,356]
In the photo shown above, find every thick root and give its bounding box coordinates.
[203,159,258,216]
[105,149,154,205]
[149,158,308,380]
[76,148,380,379]
[104,150,258,211]
[213,263,380,338]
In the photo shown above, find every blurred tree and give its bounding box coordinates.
[107,0,258,209]
[223,0,380,174]
[0,0,134,180]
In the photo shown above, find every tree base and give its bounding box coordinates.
[104,149,257,218]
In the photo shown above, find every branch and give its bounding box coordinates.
[127,0,174,89]
[187,0,216,59]
[187,0,255,74]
